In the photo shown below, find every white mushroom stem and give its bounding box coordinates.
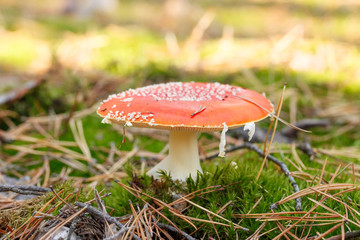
[147,130,202,181]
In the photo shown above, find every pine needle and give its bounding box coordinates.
[257,83,286,180]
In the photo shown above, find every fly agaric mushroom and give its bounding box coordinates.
[97,82,273,181]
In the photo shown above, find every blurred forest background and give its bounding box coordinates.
[1,0,360,239]
[1,0,360,89]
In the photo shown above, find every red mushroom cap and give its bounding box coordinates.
[97,82,273,131]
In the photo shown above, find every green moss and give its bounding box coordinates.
[101,145,359,238]
[0,181,88,231]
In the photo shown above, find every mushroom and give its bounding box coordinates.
[97,82,273,181]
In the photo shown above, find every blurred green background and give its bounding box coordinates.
[1,0,360,90]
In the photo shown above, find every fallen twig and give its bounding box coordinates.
[0,184,50,195]
[156,222,197,240]
[324,229,360,240]
[103,228,133,240]
[74,201,123,228]
[205,142,301,210]
[229,119,329,143]
[296,142,316,159]
[0,78,45,106]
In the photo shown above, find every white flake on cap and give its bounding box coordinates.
[101,117,112,124]
[148,118,156,126]
[218,122,228,157]
[101,82,245,104]
[125,121,133,127]
[150,94,162,101]
[121,97,133,102]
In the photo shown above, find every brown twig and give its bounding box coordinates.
[0,78,45,106]
[0,184,50,195]
[156,222,197,240]
[103,227,134,240]
[324,229,360,240]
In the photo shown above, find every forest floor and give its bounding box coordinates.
[1,0,360,239]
